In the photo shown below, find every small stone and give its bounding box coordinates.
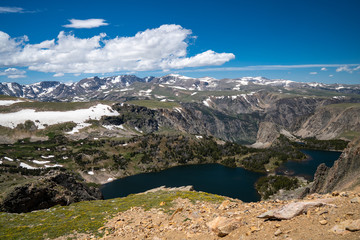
[332,192,340,196]
[274,229,282,236]
[340,192,349,197]
[250,226,260,233]
[319,220,328,225]
[218,200,231,210]
[159,201,166,206]
[275,224,281,228]
[350,197,360,203]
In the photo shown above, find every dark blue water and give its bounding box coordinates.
[101,164,265,202]
[101,149,342,202]
[276,149,342,180]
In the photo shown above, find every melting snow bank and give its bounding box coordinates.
[20,162,38,170]
[66,123,91,134]
[20,162,63,169]
[33,160,50,164]
[0,104,119,129]
[4,156,14,162]
[0,99,25,106]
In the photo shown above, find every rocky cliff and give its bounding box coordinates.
[0,171,102,213]
[311,137,360,194]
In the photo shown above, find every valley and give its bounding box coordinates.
[0,74,359,239]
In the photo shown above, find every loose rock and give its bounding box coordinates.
[207,216,241,237]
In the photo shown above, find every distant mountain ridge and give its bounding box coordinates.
[1,74,360,101]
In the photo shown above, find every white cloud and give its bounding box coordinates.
[53,73,64,77]
[321,67,327,71]
[0,6,24,13]
[0,67,26,78]
[329,75,334,77]
[0,25,235,74]
[63,19,109,29]
[336,65,360,73]
[309,72,317,75]
[180,64,360,73]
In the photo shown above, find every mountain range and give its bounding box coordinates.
[1,74,360,102]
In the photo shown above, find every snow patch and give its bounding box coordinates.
[103,124,125,130]
[0,99,25,106]
[41,155,54,159]
[4,156,14,162]
[66,123,91,134]
[44,164,63,168]
[196,135,203,139]
[107,178,114,182]
[33,160,50,164]
[20,162,38,170]
[88,171,94,175]
[170,86,187,90]
[0,104,119,129]
[203,98,212,107]
[112,76,121,83]
[191,92,198,96]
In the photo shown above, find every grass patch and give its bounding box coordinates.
[126,99,180,109]
[0,101,113,113]
[339,130,360,141]
[0,191,225,240]
[323,102,360,109]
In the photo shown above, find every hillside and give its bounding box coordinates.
[1,187,359,239]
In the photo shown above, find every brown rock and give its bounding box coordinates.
[350,197,360,203]
[331,219,360,234]
[319,220,328,225]
[274,229,282,236]
[345,219,360,232]
[207,216,241,237]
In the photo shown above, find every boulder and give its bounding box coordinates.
[207,216,241,237]
[257,199,333,220]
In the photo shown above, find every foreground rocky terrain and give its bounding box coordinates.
[56,188,360,240]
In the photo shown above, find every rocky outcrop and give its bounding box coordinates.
[0,171,102,213]
[311,137,360,194]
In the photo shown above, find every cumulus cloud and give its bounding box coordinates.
[0,67,26,78]
[53,73,64,77]
[336,65,360,73]
[321,67,327,71]
[0,6,24,13]
[0,25,235,74]
[63,19,109,29]
[309,72,317,75]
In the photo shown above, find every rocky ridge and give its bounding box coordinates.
[1,74,360,102]
[57,188,360,240]
[0,171,102,213]
[311,137,360,194]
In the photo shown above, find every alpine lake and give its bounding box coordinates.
[101,149,342,202]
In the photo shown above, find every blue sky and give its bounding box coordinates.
[0,0,359,84]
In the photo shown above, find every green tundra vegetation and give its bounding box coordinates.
[255,175,300,199]
[0,190,226,240]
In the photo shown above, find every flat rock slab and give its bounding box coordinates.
[257,199,335,220]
